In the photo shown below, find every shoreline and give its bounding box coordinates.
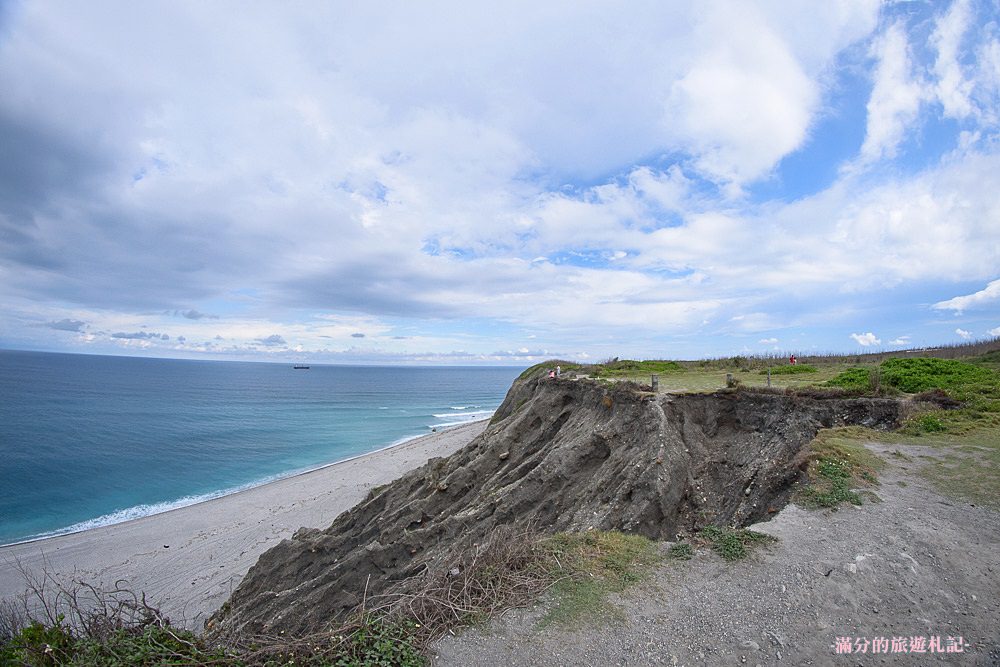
[2,423,475,549]
[0,419,488,630]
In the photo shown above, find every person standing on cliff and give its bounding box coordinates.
[556,365,561,377]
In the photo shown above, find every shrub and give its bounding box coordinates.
[826,367,874,391]
[879,357,995,393]
[667,543,694,561]
[825,358,999,397]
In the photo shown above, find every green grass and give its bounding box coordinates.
[539,531,660,627]
[697,526,776,561]
[760,364,818,375]
[592,359,684,378]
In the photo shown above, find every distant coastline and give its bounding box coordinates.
[0,351,521,546]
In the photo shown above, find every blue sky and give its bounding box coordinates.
[1,0,999,365]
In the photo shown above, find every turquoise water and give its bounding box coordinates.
[0,350,522,545]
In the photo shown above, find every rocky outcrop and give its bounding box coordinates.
[210,377,900,638]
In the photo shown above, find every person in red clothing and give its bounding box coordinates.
[789,354,797,365]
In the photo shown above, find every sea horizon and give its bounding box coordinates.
[0,350,523,546]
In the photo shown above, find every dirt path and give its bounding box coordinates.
[432,440,1000,666]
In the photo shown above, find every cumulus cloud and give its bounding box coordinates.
[932,279,1000,313]
[759,337,779,344]
[955,327,972,339]
[46,318,86,332]
[889,336,911,346]
[850,332,881,347]
[989,326,1000,337]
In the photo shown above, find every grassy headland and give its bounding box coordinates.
[522,339,1000,512]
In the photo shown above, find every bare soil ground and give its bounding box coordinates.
[432,439,1000,666]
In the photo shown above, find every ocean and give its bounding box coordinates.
[0,350,523,546]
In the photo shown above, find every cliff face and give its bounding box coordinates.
[210,378,900,638]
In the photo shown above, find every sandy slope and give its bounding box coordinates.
[0,421,486,630]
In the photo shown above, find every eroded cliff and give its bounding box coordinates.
[210,377,900,638]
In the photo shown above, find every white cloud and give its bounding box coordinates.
[759,337,779,344]
[933,279,1000,313]
[664,4,817,187]
[858,22,927,164]
[955,328,972,340]
[978,38,1000,126]
[988,326,1000,337]
[930,0,975,119]
[889,336,910,346]
[654,2,880,190]
[851,332,881,346]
